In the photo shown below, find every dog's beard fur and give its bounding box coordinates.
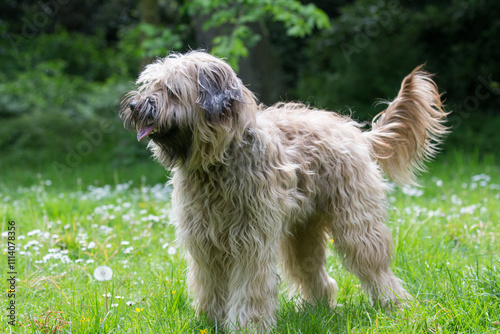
[119,51,448,330]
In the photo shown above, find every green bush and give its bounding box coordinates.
[0,28,144,167]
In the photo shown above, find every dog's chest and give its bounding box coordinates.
[173,161,298,225]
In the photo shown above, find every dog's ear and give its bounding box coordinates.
[197,64,243,121]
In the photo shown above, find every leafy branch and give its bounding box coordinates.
[186,0,331,70]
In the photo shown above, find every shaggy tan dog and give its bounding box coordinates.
[120,51,447,331]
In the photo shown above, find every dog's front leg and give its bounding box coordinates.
[185,242,228,324]
[224,227,280,332]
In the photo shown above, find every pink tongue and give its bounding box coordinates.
[137,125,155,141]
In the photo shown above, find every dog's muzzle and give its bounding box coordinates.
[129,100,157,142]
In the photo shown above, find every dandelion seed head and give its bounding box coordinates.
[94,265,113,281]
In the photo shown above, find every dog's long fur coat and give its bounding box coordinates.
[120,51,448,331]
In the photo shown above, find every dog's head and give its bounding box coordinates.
[120,51,256,170]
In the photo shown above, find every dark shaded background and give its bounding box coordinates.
[1,0,499,171]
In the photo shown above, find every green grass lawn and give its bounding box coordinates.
[1,152,499,333]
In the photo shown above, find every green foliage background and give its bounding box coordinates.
[0,0,499,170]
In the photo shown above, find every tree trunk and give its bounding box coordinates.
[194,21,285,105]
[138,0,160,67]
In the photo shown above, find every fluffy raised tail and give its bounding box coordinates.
[365,66,449,185]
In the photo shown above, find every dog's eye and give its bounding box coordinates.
[166,87,180,102]
[145,98,157,113]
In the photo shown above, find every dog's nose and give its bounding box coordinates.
[129,101,138,111]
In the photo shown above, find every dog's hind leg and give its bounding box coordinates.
[332,216,410,307]
[329,163,411,307]
[280,216,338,306]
